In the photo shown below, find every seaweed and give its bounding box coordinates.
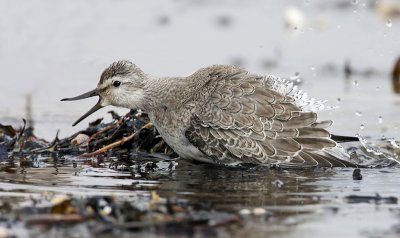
[1,110,175,164]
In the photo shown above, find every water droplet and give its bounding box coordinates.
[355,111,363,117]
[381,135,386,140]
[336,98,341,103]
[351,0,358,5]
[378,116,383,124]
[360,124,365,130]
[353,80,359,86]
[375,86,380,91]
[310,65,315,71]
[383,32,387,37]
[361,3,366,7]
[386,19,392,27]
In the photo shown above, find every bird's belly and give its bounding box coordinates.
[156,126,213,163]
[147,111,211,163]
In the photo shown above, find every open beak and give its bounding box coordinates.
[61,89,103,126]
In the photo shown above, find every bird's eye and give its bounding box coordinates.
[112,81,121,87]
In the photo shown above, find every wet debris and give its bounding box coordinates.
[352,168,363,180]
[7,192,240,235]
[0,110,175,165]
[271,179,284,188]
[238,208,272,223]
[344,194,398,204]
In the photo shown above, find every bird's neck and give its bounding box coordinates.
[141,76,188,112]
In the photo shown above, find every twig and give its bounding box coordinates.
[81,122,153,158]
[87,113,131,145]
[87,124,115,145]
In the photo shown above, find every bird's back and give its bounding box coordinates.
[181,65,358,167]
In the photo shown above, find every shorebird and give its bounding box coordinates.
[62,60,360,168]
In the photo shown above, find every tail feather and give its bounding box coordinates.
[331,134,359,143]
[276,151,363,169]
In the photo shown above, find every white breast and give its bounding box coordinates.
[148,112,212,163]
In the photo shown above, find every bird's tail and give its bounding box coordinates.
[331,134,359,143]
[275,150,364,169]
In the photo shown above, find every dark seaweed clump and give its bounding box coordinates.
[0,109,176,165]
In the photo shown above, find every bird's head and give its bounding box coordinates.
[61,60,147,126]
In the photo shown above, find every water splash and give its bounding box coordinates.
[265,75,329,112]
[388,138,400,149]
[356,134,400,166]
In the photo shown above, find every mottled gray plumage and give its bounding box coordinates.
[63,60,360,168]
[99,60,146,84]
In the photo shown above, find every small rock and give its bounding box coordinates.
[352,168,363,180]
[252,207,267,216]
[71,134,89,147]
[238,209,251,216]
[51,195,76,214]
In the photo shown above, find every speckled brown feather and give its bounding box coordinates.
[184,66,356,167]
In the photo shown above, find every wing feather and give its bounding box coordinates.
[184,65,357,167]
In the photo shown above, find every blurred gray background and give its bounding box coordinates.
[0,0,399,140]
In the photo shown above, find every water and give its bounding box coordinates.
[0,159,399,237]
[1,0,400,237]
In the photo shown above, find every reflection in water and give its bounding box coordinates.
[0,156,399,237]
[158,161,328,208]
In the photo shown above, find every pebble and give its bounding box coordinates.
[352,169,363,180]
[252,207,267,216]
[238,209,251,215]
[71,134,90,147]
